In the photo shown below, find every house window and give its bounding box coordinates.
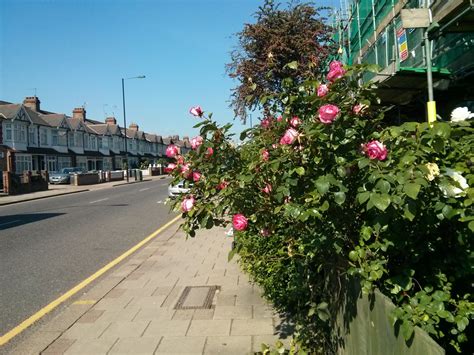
[5,123,12,140]
[46,156,57,172]
[15,154,33,174]
[29,127,36,145]
[90,136,97,150]
[58,131,67,146]
[75,132,83,147]
[77,156,87,171]
[52,130,58,145]
[58,156,72,170]
[83,134,90,149]
[40,128,48,145]
[103,157,112,171]
[19,125,27,142]
[98,137,103,149]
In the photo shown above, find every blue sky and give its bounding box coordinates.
[0,0,337,139]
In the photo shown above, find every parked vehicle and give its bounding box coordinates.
[49,167,84,184]
[168,180,193,197]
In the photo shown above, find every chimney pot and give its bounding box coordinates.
[72,107,86,121]
[129,123,139,131]
[105,116,117,125]
[23,96,41,111]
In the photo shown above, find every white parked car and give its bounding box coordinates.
[168,180,193,198]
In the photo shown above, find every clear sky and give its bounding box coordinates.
[0,0,337,139]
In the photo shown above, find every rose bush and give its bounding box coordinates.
[167,63,473,353]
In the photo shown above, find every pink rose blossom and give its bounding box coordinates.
[279,128,299,145]
[262,183,272,194]
[176,155,185,165]
[189,106,203,117]
[181,163,191,178]
[289,116,301,128]
[277,116,283,122]
[192,171,201,182]
[353,103,367,116]
[362,140,388,161]
[260,228,270,237]
[164,163,176,173]
[317,84,329,97]
[166,144,179,158]
[329,60,343,70]
[206,147,214,157]
[262,149,270,161]
[261,117,272,129]
[190,136,203,150]
[318,104,340,124]
[232,214,248,231]
[181,195,195,212]
[327,61,346,82]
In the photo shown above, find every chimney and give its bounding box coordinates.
[23,96,41,111]
[105,116,117,125]
[172,135,179,141]
[72,107,86,121]
[129,123,139,131]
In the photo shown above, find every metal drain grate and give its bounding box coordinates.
[174,285,220,310]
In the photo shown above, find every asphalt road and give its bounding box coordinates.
[0,179,177,337]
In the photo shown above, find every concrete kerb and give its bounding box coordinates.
[5,217,182,355]
[0,189,90,207]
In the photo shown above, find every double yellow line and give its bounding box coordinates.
[0,215,181,346]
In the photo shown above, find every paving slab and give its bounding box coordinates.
[9,225,291,354]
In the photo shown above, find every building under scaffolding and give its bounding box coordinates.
[334,0,474,121]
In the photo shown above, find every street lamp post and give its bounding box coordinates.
[121,75,145,182]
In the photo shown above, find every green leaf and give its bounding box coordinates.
[295,167,305,176]
[401,321,415,341]
[357,191,370,204]
[286,61,298,70]
[403,203,416,221]
[403,183,421,200]
[317,302,330,321]
[316,178,330,195]
[376,180,391,194]
[468,221,474,232]
[334,191,346,205]
[370,193,391,211]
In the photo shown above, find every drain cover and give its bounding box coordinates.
[174,286,219,310]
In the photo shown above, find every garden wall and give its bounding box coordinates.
[336,280,444,355]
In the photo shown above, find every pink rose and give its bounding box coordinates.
[327,61,346,82]
[289,116,301,128]
[279,128,299,145]
[317,84,329,97]
[217,180,228,190]
[261,117,272,129]
[262,183,272,194]
[277,116,283,122]
[262,149,269,161]
[166,144,179,158]
[329,60,343,71]
[190,136,203,150]
[176,155,185,165]
[181,163,191,178]
[192,171,201,182]
[353,103,367,116]
[164,163,176,173]
[181,195,195,212]
[233,214,248,231]
[362,140,388,161]
[318,104,340,124]
[189,106,203,117]
[206,147,214,157]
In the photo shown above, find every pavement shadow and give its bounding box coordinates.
[0,213,65,230]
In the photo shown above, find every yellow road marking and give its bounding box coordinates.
[0,215,181,346]
[72,300,97,305]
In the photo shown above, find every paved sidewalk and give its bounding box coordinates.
[8,224,291,354]
[0,175,169,206]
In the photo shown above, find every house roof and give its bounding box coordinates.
[145,133,158,142]
[163,137,172,145]
[88,124,110,136]
[0,104,50,126]
[40,113,71,129]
